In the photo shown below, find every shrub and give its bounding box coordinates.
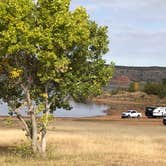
[143,82,166,98]
[111,89,119,95]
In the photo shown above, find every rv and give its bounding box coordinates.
[145,106,156,118]
[153,107,166,118]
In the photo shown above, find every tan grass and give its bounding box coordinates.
[0,120,166,166]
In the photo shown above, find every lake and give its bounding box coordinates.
[0,100,108,118]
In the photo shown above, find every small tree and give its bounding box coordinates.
[0,0,114,155]
[128,82,140,92]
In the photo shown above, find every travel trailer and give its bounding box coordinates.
[153,107,166,118]
[145,106,156,118]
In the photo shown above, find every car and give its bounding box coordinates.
[121,110,142,118]
[163,117,166,125]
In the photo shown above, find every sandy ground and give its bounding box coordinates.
[0,115,164,130]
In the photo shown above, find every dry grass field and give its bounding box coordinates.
[0,119,166,166]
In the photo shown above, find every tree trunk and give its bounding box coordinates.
[40,88,50,154]
[40,109,50,154]
[31,111,38,153]
[15,112,31,141]
[20,84,51,155]
[41,127,47,154]
[24,86,38,153]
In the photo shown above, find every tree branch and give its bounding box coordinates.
[14,110,31,141]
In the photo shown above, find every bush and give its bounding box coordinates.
[111,89,119,95]
[143,81,166,98]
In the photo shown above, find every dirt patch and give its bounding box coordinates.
[72,116,164,126]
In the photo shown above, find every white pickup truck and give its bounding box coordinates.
[121,110,142,118]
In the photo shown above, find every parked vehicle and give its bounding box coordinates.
[145,106,156,118]
[153,107,166,118]
[121,110,142,118]
[163,117,166,125]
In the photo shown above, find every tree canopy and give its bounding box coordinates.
[0,0,114,154]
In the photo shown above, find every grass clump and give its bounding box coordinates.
[10,143,33,159]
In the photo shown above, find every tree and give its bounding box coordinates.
[128,82,140,92]
[0,0,114,155]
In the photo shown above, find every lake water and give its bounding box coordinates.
[0,101,108,118]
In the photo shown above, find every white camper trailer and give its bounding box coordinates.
[153,107,166,118]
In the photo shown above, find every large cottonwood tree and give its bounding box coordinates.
[0,0,114,154]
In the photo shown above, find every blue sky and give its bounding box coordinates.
[71,0,166,67]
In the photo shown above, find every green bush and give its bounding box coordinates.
[143,81,166,98]
[111,89,119,95]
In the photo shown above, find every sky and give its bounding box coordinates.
[70,0,166,67]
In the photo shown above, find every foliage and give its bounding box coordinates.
[143,81,166,98]
[111,89,119,95]
[162,79,166,86]
[128,82,140,92]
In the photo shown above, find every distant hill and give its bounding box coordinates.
[108,66,166,90]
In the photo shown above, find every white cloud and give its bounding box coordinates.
[71,0,166,66]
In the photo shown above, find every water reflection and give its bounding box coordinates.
[0,101,108,118]
[55,101,107,117]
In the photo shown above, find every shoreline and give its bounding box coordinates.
[0,115,163,128]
